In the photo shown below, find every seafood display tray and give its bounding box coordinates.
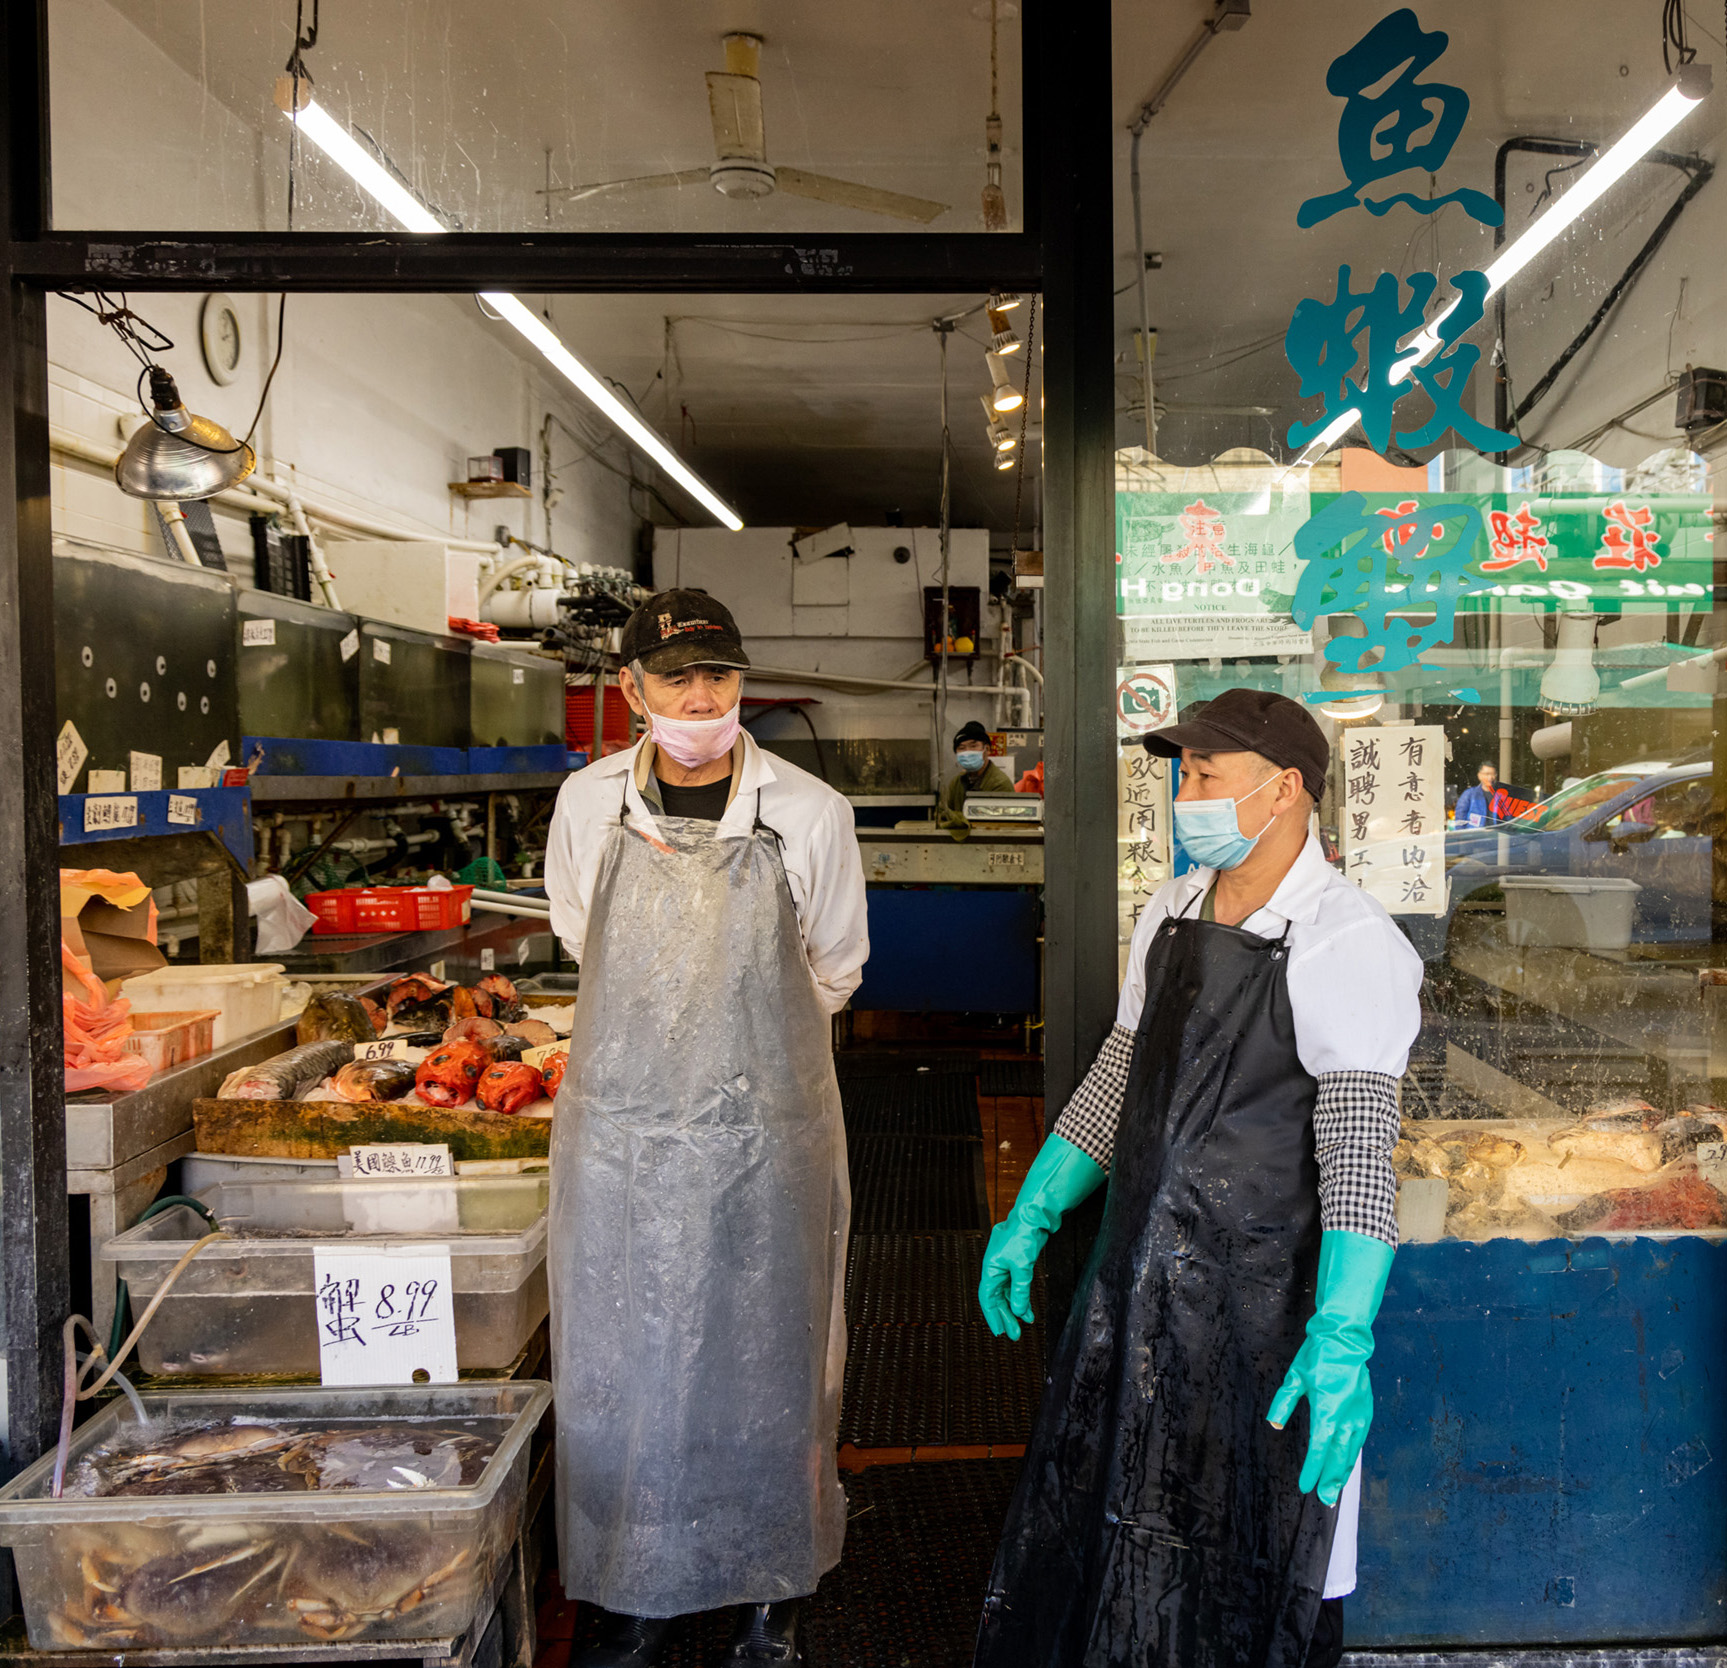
[192,1097,552,1162]
[0,1381,550,1654]
[104,1182,548,1377]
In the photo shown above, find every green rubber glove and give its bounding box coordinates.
[978,1135,1106,1341]
[1267,1229,1395,1507]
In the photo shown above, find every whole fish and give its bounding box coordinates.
[297,992,378,1045]
[540,1050,568,1095]
[219,1040,354,1100]
[385,973,452,1015]
[331,1059,418,1103]
[414,1039,489,1108]
[477,1061,545,1115]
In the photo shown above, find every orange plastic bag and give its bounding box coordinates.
[61,941,152,1093]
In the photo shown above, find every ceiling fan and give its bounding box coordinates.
[540,33,949,224]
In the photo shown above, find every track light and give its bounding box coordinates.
[987,350,1024,413]
[990,290,1022,313]
[979,395,1016,452]
[987,305,1022,354]
[1537,612,1601,715]
[994,449,1016,471]
[277,86,743,530]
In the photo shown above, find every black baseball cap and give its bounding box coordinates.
[954,720,992,749]
[620,589,751,675]
[1142,687,1330,803]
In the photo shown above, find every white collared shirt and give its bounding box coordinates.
[543,731,870,1014]
[1117,834,1424,1077]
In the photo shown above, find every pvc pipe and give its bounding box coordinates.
[285,488,341,611]
[484,588,565,630]
[478,553,554,606]
[745,663,1029,697]
[469,887,550,913]
[154,502,203,567]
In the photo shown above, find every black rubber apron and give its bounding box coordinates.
[977,901,1336,1668]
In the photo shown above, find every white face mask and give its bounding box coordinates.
[649,702,742,768]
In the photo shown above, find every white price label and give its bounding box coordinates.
[382,727,400,746]
[129,750,162,792]
[340,628,360,662]
[177,766,217,789]
[205,738,231,771]
[313,1247,457,1386]
[86,768,126,795]
[166,793,199,826]
[373,637,392,665]
[355,1037,426,1062]
[351,1144,454,1178]
[241,618,277,646]
[480,948,496,971]
[56,721,88,796]
[511,668,525,685]
[83,796,138,833]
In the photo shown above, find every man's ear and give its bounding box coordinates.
[618,665,647,718]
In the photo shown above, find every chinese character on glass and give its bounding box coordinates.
[1349,771,1380,803]
[1284,267,1516,454]
[1400,875,1433,905]
[1298,8,1502,229]
[1483,502,1551,572]
[1292,491,1489,674]
[1164,498,1233,574]
[1593,500,1663,572]
[1350,809,1371,842]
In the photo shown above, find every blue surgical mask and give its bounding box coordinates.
[1172,774,1279,871]
[957,749,986,773]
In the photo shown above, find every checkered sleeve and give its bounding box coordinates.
[1051,1024,1137,1172]
[1313,1070,1401,1247]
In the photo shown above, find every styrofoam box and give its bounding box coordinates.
[120,963,286,1048]
[1501,875,1639,951]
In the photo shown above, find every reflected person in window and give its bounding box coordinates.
[1454,761,1535,828]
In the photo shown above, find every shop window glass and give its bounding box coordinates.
[46,0,1023,236]
[1113,0,1727,1246]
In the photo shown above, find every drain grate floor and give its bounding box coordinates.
[847,1232,991,1326]
[563,1461,1021,1668]
[839,1320,1045,1447]
[849,1136,989,1232]
[979,1058,1045,1097]
[836,1049,981,1080]
[842,1071,983,1140]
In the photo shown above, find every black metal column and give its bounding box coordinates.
[0,0,68,1471]
[1037,0,1116,1323]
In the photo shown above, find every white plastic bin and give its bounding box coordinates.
[120,963,286,1047]
[1501,875,1639,951]
[104,1178,549,1376]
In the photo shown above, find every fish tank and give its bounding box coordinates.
[103,1179,549,1376]
[0,1381,550,1651]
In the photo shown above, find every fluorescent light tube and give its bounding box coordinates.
[286,97,744,530]
[1295,70,1709,460]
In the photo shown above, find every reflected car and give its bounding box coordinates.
[1402,760,1713,960]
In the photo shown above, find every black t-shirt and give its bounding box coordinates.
[657,774,733,821]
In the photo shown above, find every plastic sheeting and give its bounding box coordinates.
[549,811,849,1617]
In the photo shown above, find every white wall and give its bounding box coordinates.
[47,0,637,582]
[654,526,1008,750]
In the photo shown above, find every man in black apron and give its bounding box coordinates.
[976,689,1422,1668]
[543,593,869,1668]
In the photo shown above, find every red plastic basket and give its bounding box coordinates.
[306,885,474,936]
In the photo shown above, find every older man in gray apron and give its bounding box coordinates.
[543,591,869,1668]
[976,690,1423,1668]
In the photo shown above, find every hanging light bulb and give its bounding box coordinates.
[987,350,1023,413]
[1314,617,1387,722]
[1538,612,1601,715]
[115,367,257,500]
[979,395,1016,451]
[987,305,1021,354]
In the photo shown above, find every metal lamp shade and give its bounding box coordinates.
[115,376,256,500]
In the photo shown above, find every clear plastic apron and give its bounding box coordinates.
[549,802,849,1617]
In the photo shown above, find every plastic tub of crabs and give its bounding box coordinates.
[0,1378,550,1651]
[103,1178,549,1377]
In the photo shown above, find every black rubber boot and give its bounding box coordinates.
[1306,1598,1345,1668]
[724,1599,803,1664]
[573,1610,676,1668]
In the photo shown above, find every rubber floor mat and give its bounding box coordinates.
[835,1049,981,1079]
[839,1320,1044,1447]
[563,1461,1021,1668]
[979,1057,1044,1097]
[842,1072,983,1140]
[846,1232,988,1326]
[946,1323,1046,1446]
[849,1136,988,1232]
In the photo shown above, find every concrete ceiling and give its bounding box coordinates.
[73,0,1727,524]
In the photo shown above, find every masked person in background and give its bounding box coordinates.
[939,720,1015,836]
[974,689,1423,1668]
[543,590,868,1668]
